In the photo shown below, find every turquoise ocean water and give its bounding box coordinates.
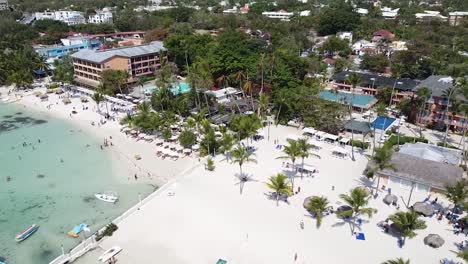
[0,103,153,264]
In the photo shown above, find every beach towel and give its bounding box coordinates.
[355,233,365,240]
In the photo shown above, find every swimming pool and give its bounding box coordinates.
[372,116,396,130]
[319,90,376,108]
[144,82,190,95]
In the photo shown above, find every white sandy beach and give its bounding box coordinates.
[69,124,464,264]
[0,85,198,186]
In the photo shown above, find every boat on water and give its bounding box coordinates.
[95,192,118,203]
[15,224,39,242]
[67,223,89,238]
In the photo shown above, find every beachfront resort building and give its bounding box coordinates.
[329,71,419,104]
[370,143,463,195]
[0,0,9,11]
[71,41,166,87]
[35,10,86,26]
[87,8,113,24]
[262,10,294,21]
[413,75,468,131]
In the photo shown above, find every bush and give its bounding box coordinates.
[350,139,369,149]
[48,83,58,89]
[437,142,458,149]
[178,129,197,148]
[383,135,428,151]
[96,223,118,241]
[207,157,215,171]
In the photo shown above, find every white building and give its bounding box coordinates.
[449,11,468,26]
[262,10,294,21]
[337,32,353,43]
[35,10,86,26]
[88,8,113,24]
[356,8,368,16]
[381,7,399,19]
[206,87,241,104]
[415,10,447,21]
[0,0,9,11]
[299,10,311,17]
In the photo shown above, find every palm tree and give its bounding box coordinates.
[258,53,265,94]
[297,138,320,179]
[346,72,361,161]
[338,187,377,234]
[265,173,292,206]
[457,249,468,262]
[457,104,468,167]
[389,210,427,246]
[389,63,403,107]
[306,196,331,228]
[136,76,147,99]
[219,132,236,162]
[276,139,302,191]
[382,258,410,264]
[369,147,396,194]
[230,145,257,194]
[216,74,229,89]
[257,93,269,118]
[444,180,468,211]
[243,79,255,111]
[442,83,460,145]
[91,92,105,114]
[34,56,50,81]
[416,87,431,138]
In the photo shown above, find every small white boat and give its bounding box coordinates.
[15,224,39,242]
[95,192,118,203]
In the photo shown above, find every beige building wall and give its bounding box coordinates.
[103,56,130,72]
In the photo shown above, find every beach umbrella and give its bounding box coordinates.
[134,154,141,160]
[336,205,352,218]
[62,98,71,104]
[144,135,154,141]
[170,135,178,141]
[39,94,48,99]
[183,148,192,154]
[175,145,184,152]
[156,147,165,153]
[121,127,131,132]
[412,202,435,217]
[424,234,445,248]
[138,133,147,138]
[80,96,88,102]
[383,194,398,205]
[169,143,177,150]
[303,196,313,209]
[54,88,64,94]
[130,130,138,135]
[34,91,42,97]
[162,142,170,148]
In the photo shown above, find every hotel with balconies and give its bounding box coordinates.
[70,41,166,87]
[413,75,467,132]
[330,71,419,105]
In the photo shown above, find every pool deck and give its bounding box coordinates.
[320,89,377,110]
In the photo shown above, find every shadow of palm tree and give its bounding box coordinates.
[234,172,258,194]
[263,192,290,205]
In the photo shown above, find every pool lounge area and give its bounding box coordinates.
[319,90,377,110]
[144,82,190,95]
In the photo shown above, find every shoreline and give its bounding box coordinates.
[0,86,197,187]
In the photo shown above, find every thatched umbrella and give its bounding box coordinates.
[34,91,43,97]
[336,205,352,218]
[424,234,444,248]
[413,202,435,217]
[383,194,398,205]
[54,88,64,94]
[303,196,313,209]
[80,96,88,102]
[46,89,54,94]
[39,94,48,99]
[62,98,71,104]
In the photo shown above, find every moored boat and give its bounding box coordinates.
[67,223,89,238]
[15,224,39,242]
[95,192,118,203]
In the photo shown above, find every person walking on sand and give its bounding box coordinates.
[300,219,304,230]
[294,253,298,261]
[134,174,138,180]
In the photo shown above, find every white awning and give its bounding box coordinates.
[324,134,339,141]
[332,146,348,155]
[339,138,350,144]
[302,127,316,135]
[315,131,326,138]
